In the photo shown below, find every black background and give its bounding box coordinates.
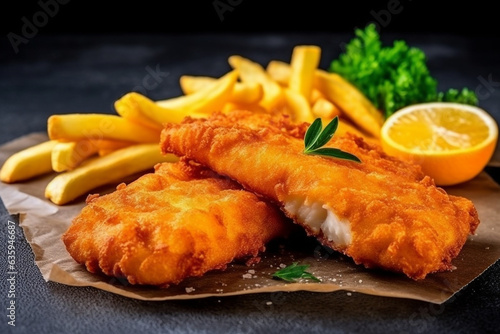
[2,2,500,334]
[2,0,499,36]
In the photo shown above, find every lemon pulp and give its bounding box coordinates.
[381,102,498,186]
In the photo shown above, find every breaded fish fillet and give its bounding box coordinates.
[160,110,480,280]
[62,158,290,287]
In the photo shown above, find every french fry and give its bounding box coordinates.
[116,70,238,126]
[152,70,239,122]
[310,88,325,104]
[114,92,207,126]
[114,94,164,131]
[283,88,315,123]
[228,55,284,112]
[337,118,379,145]
[314,70,384,138]
[44,144,179,205]
[221,101,268,114]
[51,141,98,172]
[0,140,58,183]
[51,139,133,172]
[266,60,290,86]
[311,97,342,120]
[48,114,161,143]
[265,59,384,137]
[180,75,264,105]
[179,75,214,94]
[288,45,321,102]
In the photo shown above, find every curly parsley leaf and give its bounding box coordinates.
[437,87,478,105]
[272,262,321,283]
[303,117,361,163]
[329,23,478,119]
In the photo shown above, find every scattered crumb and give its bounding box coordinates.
[246,256,261,266]
[358,279,363,283]
[248,269,255,274]
[486,247,490,250]
[242,273,253,279]
[185,287,195,293]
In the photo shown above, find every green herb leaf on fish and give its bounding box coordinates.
[303,117,361,163]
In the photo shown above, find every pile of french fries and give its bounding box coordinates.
[0,45,384,205]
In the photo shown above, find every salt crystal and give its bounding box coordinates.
[266,301,273,305]
[242,273,253,279]
[185,287,195,293]
[347,292,352,296]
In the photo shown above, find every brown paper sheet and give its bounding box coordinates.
[1,133,500,304]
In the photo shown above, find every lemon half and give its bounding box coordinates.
[381,102,498,186]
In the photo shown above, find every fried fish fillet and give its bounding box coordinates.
[160,110,480,280]
[62,158,290,287]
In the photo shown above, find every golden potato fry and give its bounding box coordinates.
[221,101,268,114]
[314,70,384,138]
[154,70,239,120]
[48,114,161,143]
[45,144,179,205]
[266,60,290,86]
[288,45,321,102]
[180,75,264,105]
[0,140,57,183]
[310,88,325,104]
[228,55,284,112]
[264,60,383,137]
[115,92,207,126]
[337,118,379,145]
[51,139,133,172]
[51,141,98,172]
[98,148,119,156]
[114,94,164,131]
[283,88,315,123]
[179,75,214,94]
[311,97,342,121]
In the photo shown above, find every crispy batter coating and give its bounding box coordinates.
[62,159,291,287]
[160,110,480,280]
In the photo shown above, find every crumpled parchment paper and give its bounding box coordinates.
[1,133,499,304]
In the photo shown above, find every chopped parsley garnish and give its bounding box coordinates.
[272,262,321,283]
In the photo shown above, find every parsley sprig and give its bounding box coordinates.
[272,262,321,283]
[303,117,361,163]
